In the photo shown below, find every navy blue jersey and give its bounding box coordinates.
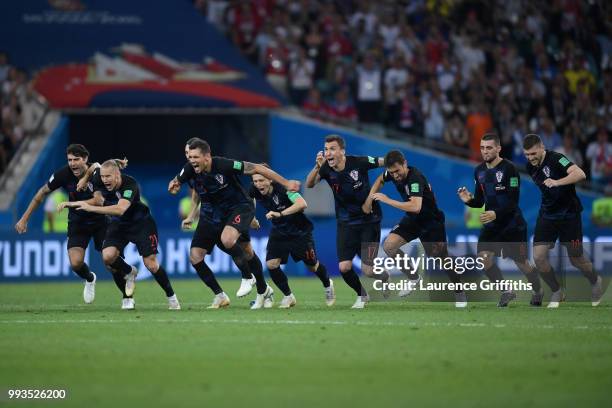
[467,159,525,229]
[92,172,150,225]
[47,164,105,225]
[526,150,583,220]
[177,157,253,221]
[383,166,444,225]
[319,155,382,225]
[181,163,222,224]
[249,182,313,237]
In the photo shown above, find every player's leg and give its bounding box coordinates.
[336,224,368,308]
[131,217,179,309]
[265,257,295,308]
[533,217,563,307]
[102,245,135,309]
[190,221,227,300]
[66,224,97,303]
[422,222,467,308]
[294,234,334,306]
[477,248,516,307]
[359,223,387,281]
[560,217,603,306]
[508,224,543,306]
[239,237,269,298]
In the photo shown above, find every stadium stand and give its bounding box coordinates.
[202,0,612,191]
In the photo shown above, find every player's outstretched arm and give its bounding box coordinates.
[15,185,51,233]
[76,162,100,191]
[72,198,131,216]
[305,151,324,188]
[244,162,301,192]
[363,173,384,213]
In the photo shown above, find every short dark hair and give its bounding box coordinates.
[325,134,345,149]
[523,134,542,150]
[384,150,406,167]
[66,144,89,158]
[185,137,203,146]
[481,133,500,146]
[188,139,211,154]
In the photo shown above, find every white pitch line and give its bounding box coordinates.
[0,318,611,332]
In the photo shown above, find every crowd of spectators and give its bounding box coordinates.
[0,52,48,177]
[196,0,612,192]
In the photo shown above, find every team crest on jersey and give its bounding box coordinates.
[349,170,359,181]
[215,174,224,184]
[543,166,550,178]
[495,171,504,183]
[272,194,279,205]
[87,182,94,192]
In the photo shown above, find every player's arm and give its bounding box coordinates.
[243,162,301,192]
[363,173,385,213]
[182,189,201,230]
[372,193,423,214]
[544,164,586,187]
[250,198,260,229]
[306,151,324,188]
[72,198,131,216]
[15,184,52,233]
[458,172,484,208]
[169,163,194,194]
[266,192,307,219]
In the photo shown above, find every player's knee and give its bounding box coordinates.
[479,253,494,270]
[533,253,548,270]
[382,240,398,257]
[102,251,118,266]
[144,258,159,273]
[70,259,84,270]
[221,236,237,250]
[306,261,318,272]
[189,250,205,265]
[339,263,352,273]
[569,256,587,268]
[266,259,280,269]
[361,264,375,277]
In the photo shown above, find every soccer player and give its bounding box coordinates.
[250,169,336,308]
[14,144,126,304]
[169,138,257,298]
[366,150,467,308]
[305,134,387,309]
[523,134,603,308]
[172,139,300,309]
[457,134,543,307]
[64,160,180,310]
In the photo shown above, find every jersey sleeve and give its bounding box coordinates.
[214,157,245,175]
[91,168,105,192]
[318,162,329,179]
[118,177,139,203]
[407,173,426,198]
[46,167,68,191]
[466,167,485,208]
[382,170,393,183]
[355,155,380,170]
[286,191,303,203]
[552,152,574,175]
[176,162,194,184]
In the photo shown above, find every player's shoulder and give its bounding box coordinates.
[474,162,487,173]
[407,165,425,180]
[500,158,517,171]
[248,184,259,198]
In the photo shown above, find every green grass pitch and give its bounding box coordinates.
[1,277,611,408]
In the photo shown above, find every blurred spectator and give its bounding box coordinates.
[384,55,409,125]
[0,53,9,82]
[397,89,420,134]
[443,113,468,149]
[539,117,562,151]
[586,128,612,190]
[43,190,69,233]
[288,47,315,106]
[510,113,529,166]
[326,87,357,122]
[421,81,445,141]
[555,131,584,169]
[466,103,493,160]
[302,88,326,119]
[355,54,382,123]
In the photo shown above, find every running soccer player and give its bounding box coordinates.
[458,134,543,307]
[523,134,603,308]
[250,169,336,308]
[366,150,467,308]
[64,160,180,310]
[169,138,257,298]
[14,144,126,304]
[305,134,387,309]
[172,139,300,309]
